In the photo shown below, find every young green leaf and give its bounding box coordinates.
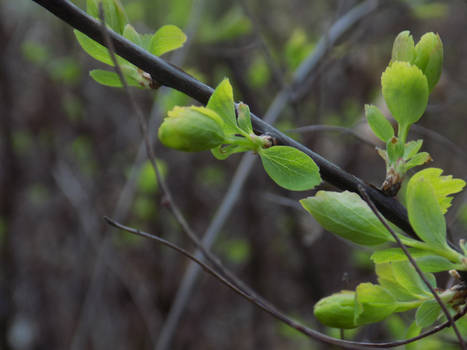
[237,102,253,134]
[376,263,420,302]
[98,0,127,34]
[391,30,415,63]
[314,291,358,329]
[123,24,142,46]
[409,168,465,214]
[390,261,433,297]
[259,146,321,191]
[407,176,447,248]
[405,321,422,350]
[74,30,114,66]
[300,191,393,246]
[415,300,441,328]
[86,0,99,18]
[403,139,423,159]
[354,283,398,326]
[365,104,394,142]
[206,79,238,135]
[89,69,140,88]
[371,249,456,273]
[150,25,187,57]
[381,61,428,127]
[158,106,225,152]
[414,32,443,92]
[404,152,431,170]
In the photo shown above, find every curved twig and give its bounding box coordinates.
[105,216,467,349]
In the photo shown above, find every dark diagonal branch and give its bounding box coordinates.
[31,0,423,243]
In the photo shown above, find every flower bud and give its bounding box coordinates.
[391,30,415,63]
[414,32,443,92]
[158,106,225,152]
[313,291,358,329]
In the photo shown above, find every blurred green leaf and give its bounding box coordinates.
[199,7,251,43]
[137,160,167,194]
[284,28,314,70]
[416,300,441,328]
[247,55,270,88]
[21,40,49,65]
[220,238,250,264]
[150,24,187,56]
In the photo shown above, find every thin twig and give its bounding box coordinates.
[358,184,466,350]
[289,124,377,148]
[106,216,467,349]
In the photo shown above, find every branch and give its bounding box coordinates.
[31,0,423,243]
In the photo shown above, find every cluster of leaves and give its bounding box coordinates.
[365,31,443,196]
[302,162,466,328]
[75,0,186,88]
[158,79,321,191]
[299,32,467,332]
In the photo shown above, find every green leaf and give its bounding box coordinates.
[89,69,140,88]
[314,291,358,329]
[365,104,394,142]
[371,249,456,273]
[237,102,253,134]
[158,106,225,152]
[404,152,431,170]
[98,0,127,34]
[376,263,419,302]
[391,261,433,297]
[86,0,99,18]
[123,24,142,46]
[381,61,429,127]
[354,283,398,326]
[414,32,443,92]
[206,78,238,135]
[416,300,441,328]
[404,140,423,159]
[409,168,465,214]
[391,30,415,63]
[405,321,422,350]
[150,25,187,56]
[300,191,393,246]
[74,30,114,66]
[259,146,321,191]
[407,176,447,248]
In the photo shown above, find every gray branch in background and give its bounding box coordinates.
[155,2,380,349]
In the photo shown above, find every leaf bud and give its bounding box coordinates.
[313,291,358,329]
[391,30,415,63]
[413,32,443,92]
[158,106,225,152]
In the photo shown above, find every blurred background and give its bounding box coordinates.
[1,0,467,349]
